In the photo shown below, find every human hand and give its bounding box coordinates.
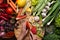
[30,31,42,40]
[14,22,28,40]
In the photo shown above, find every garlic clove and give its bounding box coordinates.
[34,16,39,21]
[42,9,47,13]
[45,6,50,10]
[42,13,46,17]
[51,1,56,4]
[47,2,51,6]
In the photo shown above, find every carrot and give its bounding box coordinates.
[7,0,9,4]
[9,3,17,13]
[16,8,23,18]
[10,0,17,8]
[18,8,23,15]
[16,15,27,20]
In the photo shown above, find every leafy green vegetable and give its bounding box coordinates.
[43,34,60,40]
[55,12,60,27]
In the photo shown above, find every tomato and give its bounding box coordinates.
[0,0,3,4]
[6,7,13,15]
[16,0,26,7]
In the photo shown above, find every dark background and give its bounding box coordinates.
[0,0,16,40]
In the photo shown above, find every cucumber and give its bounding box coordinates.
[36,0,48,16]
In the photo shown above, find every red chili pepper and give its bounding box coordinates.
[0,4,8,8]
[0,12,12,18]
[4,31,14,38]
[0,16,8,21]
[16,15,27,20]
[1,13,12,18]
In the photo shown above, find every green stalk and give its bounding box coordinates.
[33,0,44,12]
[47,6,60,25]
[42,2,59,21]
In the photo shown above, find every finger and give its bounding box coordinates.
[25,30,28,34]
[14,28,17,31]
[30,31,34,37]
[30,36,33,40]
[7,0,9,4]
[22,22,26,30]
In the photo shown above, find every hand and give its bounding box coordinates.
[14,22,28,40]
[30,31,42,40]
